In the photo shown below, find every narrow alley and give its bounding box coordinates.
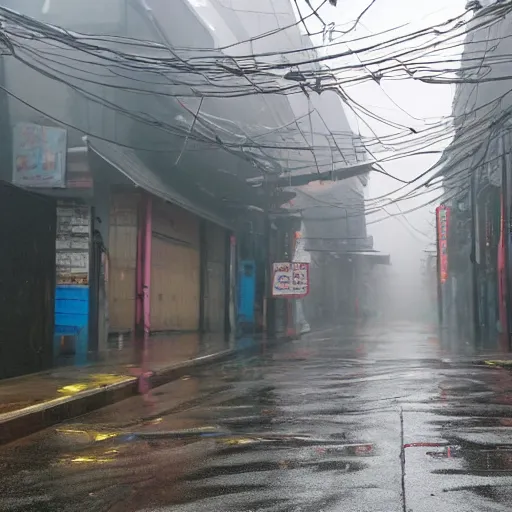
[2,2,512,511]
[1,323,511,512]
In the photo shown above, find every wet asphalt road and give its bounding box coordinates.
[1,322,512,511]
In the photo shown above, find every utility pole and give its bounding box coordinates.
[501,132,512,351]
[262,176,272,340]
[435,209,444,345]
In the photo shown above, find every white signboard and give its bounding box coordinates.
[272,262,310,298]
[56,202,90,285]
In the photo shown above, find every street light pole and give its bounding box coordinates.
[262,176,272,339]
[435,211,443,343]
[501,132,512,351]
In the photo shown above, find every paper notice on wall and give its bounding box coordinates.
[56,202,90,285]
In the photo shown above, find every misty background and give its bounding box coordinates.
[295,0,465,321]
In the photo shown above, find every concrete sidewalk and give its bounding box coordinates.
[0,333,236,446]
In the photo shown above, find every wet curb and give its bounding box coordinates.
[472,359,512,368]
[148,349,235,388]
[0,348,236,446]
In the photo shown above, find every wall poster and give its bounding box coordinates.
[12,123,67,188]
[56,201,90,285]
[272,262,310,298]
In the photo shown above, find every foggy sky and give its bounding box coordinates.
[294,0,465,318]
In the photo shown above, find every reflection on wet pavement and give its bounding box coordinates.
[0,323,512,511]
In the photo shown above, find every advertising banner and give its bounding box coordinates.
[272,262,310,298]
[12,123,67,188]
[436,205,450,284]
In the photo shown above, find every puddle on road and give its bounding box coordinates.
[428,445,512,474]
[184,458,367,481]
[444,483,512,503]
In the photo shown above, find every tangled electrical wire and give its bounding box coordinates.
[0,0,511,227]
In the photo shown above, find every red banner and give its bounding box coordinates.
[436,205,450,284]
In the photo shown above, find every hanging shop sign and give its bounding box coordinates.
[436,205,450,284]
[66,150,93,190]
[12,123,67,188]
[272,262,310,298]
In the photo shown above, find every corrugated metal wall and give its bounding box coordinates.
[108,193,227,334]
[150,200,200,332]
[204,223,226,333]
[108,191,139,332]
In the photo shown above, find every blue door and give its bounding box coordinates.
[237,260,256,333]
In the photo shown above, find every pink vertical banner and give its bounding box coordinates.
[135,195,144,334]
[143,195,152,336]
[436,206,450,284]
[135,194,154,404]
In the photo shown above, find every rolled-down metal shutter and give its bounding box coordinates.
[204,223,227,333]
[108,191,139,332]
[150,200,200,332]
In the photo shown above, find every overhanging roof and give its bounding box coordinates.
[279,163,372,187]
[347,251,391,265]
[246,162,373,187]
[85,137,232,229]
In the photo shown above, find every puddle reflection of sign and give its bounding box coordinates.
[272,262,310,298]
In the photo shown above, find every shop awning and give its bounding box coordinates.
[85,137,232,229]
[276,162,373,187]
[347,251,391,265]
[247,162,373,187]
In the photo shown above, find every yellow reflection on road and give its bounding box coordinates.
[57,374,132,395]
[484,360,512,367]
[93,432,118,442]
[56,427,119,443]
[58,383,89,395]
[70,456,115,464]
